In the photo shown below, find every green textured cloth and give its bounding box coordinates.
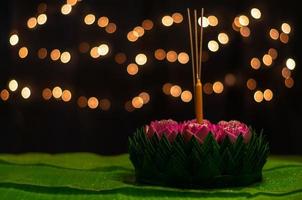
[0,153,301,199]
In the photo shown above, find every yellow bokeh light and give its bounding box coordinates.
[38,48,47,59]
[62,90,72,102]
[240,27,250,37]
[263,89,273,101]
[154,49,166,61]
[1,89,10,101]
[198,17,209,27]
[135,53,147,65]
[9,34,19,46]
[170,85,182,97]
[250,8,261,19]
[105,23,117,34]
[100,98,111,111]
[88,97,99,109]
[224,73,236,86]
[127,63,139,75]
[8,79,18,92]
[208,15,218,26]
[268,48,278,60]
[262,54,273,66]
[97,16,109,27]
[254,90,263,103]
[78,42,90,53]
[208,40,219,52]
[114,53,127,64]
[60,51,71,63]
[162,15,173,27]
[67,0,77,6]
[247,78,257,90]
[27,17,37,29]
[162,83,172,95]
[172,13,183,24]
[139,92,150,104]
[181,90,192,103]
[217,32,229,44]
[42,88,52,100]
[285,77,294,88]
[286,58,296,70]
[132,96,144,108]
[250,57,261,70]
[133,26,145,37]
[177,52,189,64]
[142,19,154,30]
[90,47,100,58]
[98,44,109,56]
[234,17,242,28]
[77,96,87,108]
[52,86,62,99]
[19,47,28,59]
[279,33,289,44]
[50,49,61,61]
[61,4,72,15]
[269,28,279,40]
[127,31,138,42]
[203,83,213,95]
[213,81,224,94]
[166,51,178,62]
[281,23,291,34]
[84,14,95,25]
[239,15,249,26]
[21,87,31,99]
[37,14,47,25]
[281,67,291,78]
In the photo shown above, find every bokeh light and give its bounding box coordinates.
[114,53,127,64]
[1,89,10,101]
[21,87,31,99]
[166,51,178,62]
[84,14,95,25]
[208,40,219,52]
[250,8,261,19]
[208,15,218,26]
[67,0,77,6]
[250,57,261,70]
[9,34,19,46]
[61,4,72,15]
[162,15,173,27]
[52,86,62,99]
[127,63,139,75]
[172,13,183,24]
[62,90,72,102]
[198,17,209,27]
[279,33,289,43]
[88,97,99,109]
[132,96,144,108]
[105,23,117,33]
[286,58,296,70]
[170,85,182,97]
[77,96,88,108]
[38,48,47,59]
[142,19,154,30]
[262,54,273,66]
[133,26,145,37]
[268,48,278,60]
[127,31,138,42]
[154,49,166,61]
[125,100,135,112]
[203,83,213,95]
[139,92,150,104]
[254,90,263,103]
[238,15,249,26]
[285,77,294,88]
[177,52,189,64]
[27,17,37,29]
[50,49,61,61]
[162,83,172,95]
[8,79,18,92]
[269,28,279,40]
[217,32,229,44]
[19,47,28,59]
[42,88,52,100]
[247,78,257,90]
[181,90,192,103]
[281,23,291,34]
[90,47,100,58]
[37,14,47,25]
[263,89,273,101]
[213,81,224,94]
[240,27,250,37]
[281,67,291,78]
[135,53,147,65]
[97,16,109,27]
[60,51,71,63]
[98,44,109,56]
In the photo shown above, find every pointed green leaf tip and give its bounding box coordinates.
[129,128,269,188]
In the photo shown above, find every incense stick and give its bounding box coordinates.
[198,8,204,79]
[187,8,196,87]
[194,10,199,80]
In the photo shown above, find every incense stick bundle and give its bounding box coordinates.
[187,8,204,124]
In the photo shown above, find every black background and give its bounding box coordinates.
[0,0,301,154]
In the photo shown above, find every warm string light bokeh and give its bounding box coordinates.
[3,2,296,110]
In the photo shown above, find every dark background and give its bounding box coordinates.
[0,0,301,154]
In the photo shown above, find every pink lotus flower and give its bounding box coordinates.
[182,121,211,143]
[145,119,180,142]
[218,120,251,143]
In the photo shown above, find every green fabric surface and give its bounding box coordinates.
[0,153,301,199]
